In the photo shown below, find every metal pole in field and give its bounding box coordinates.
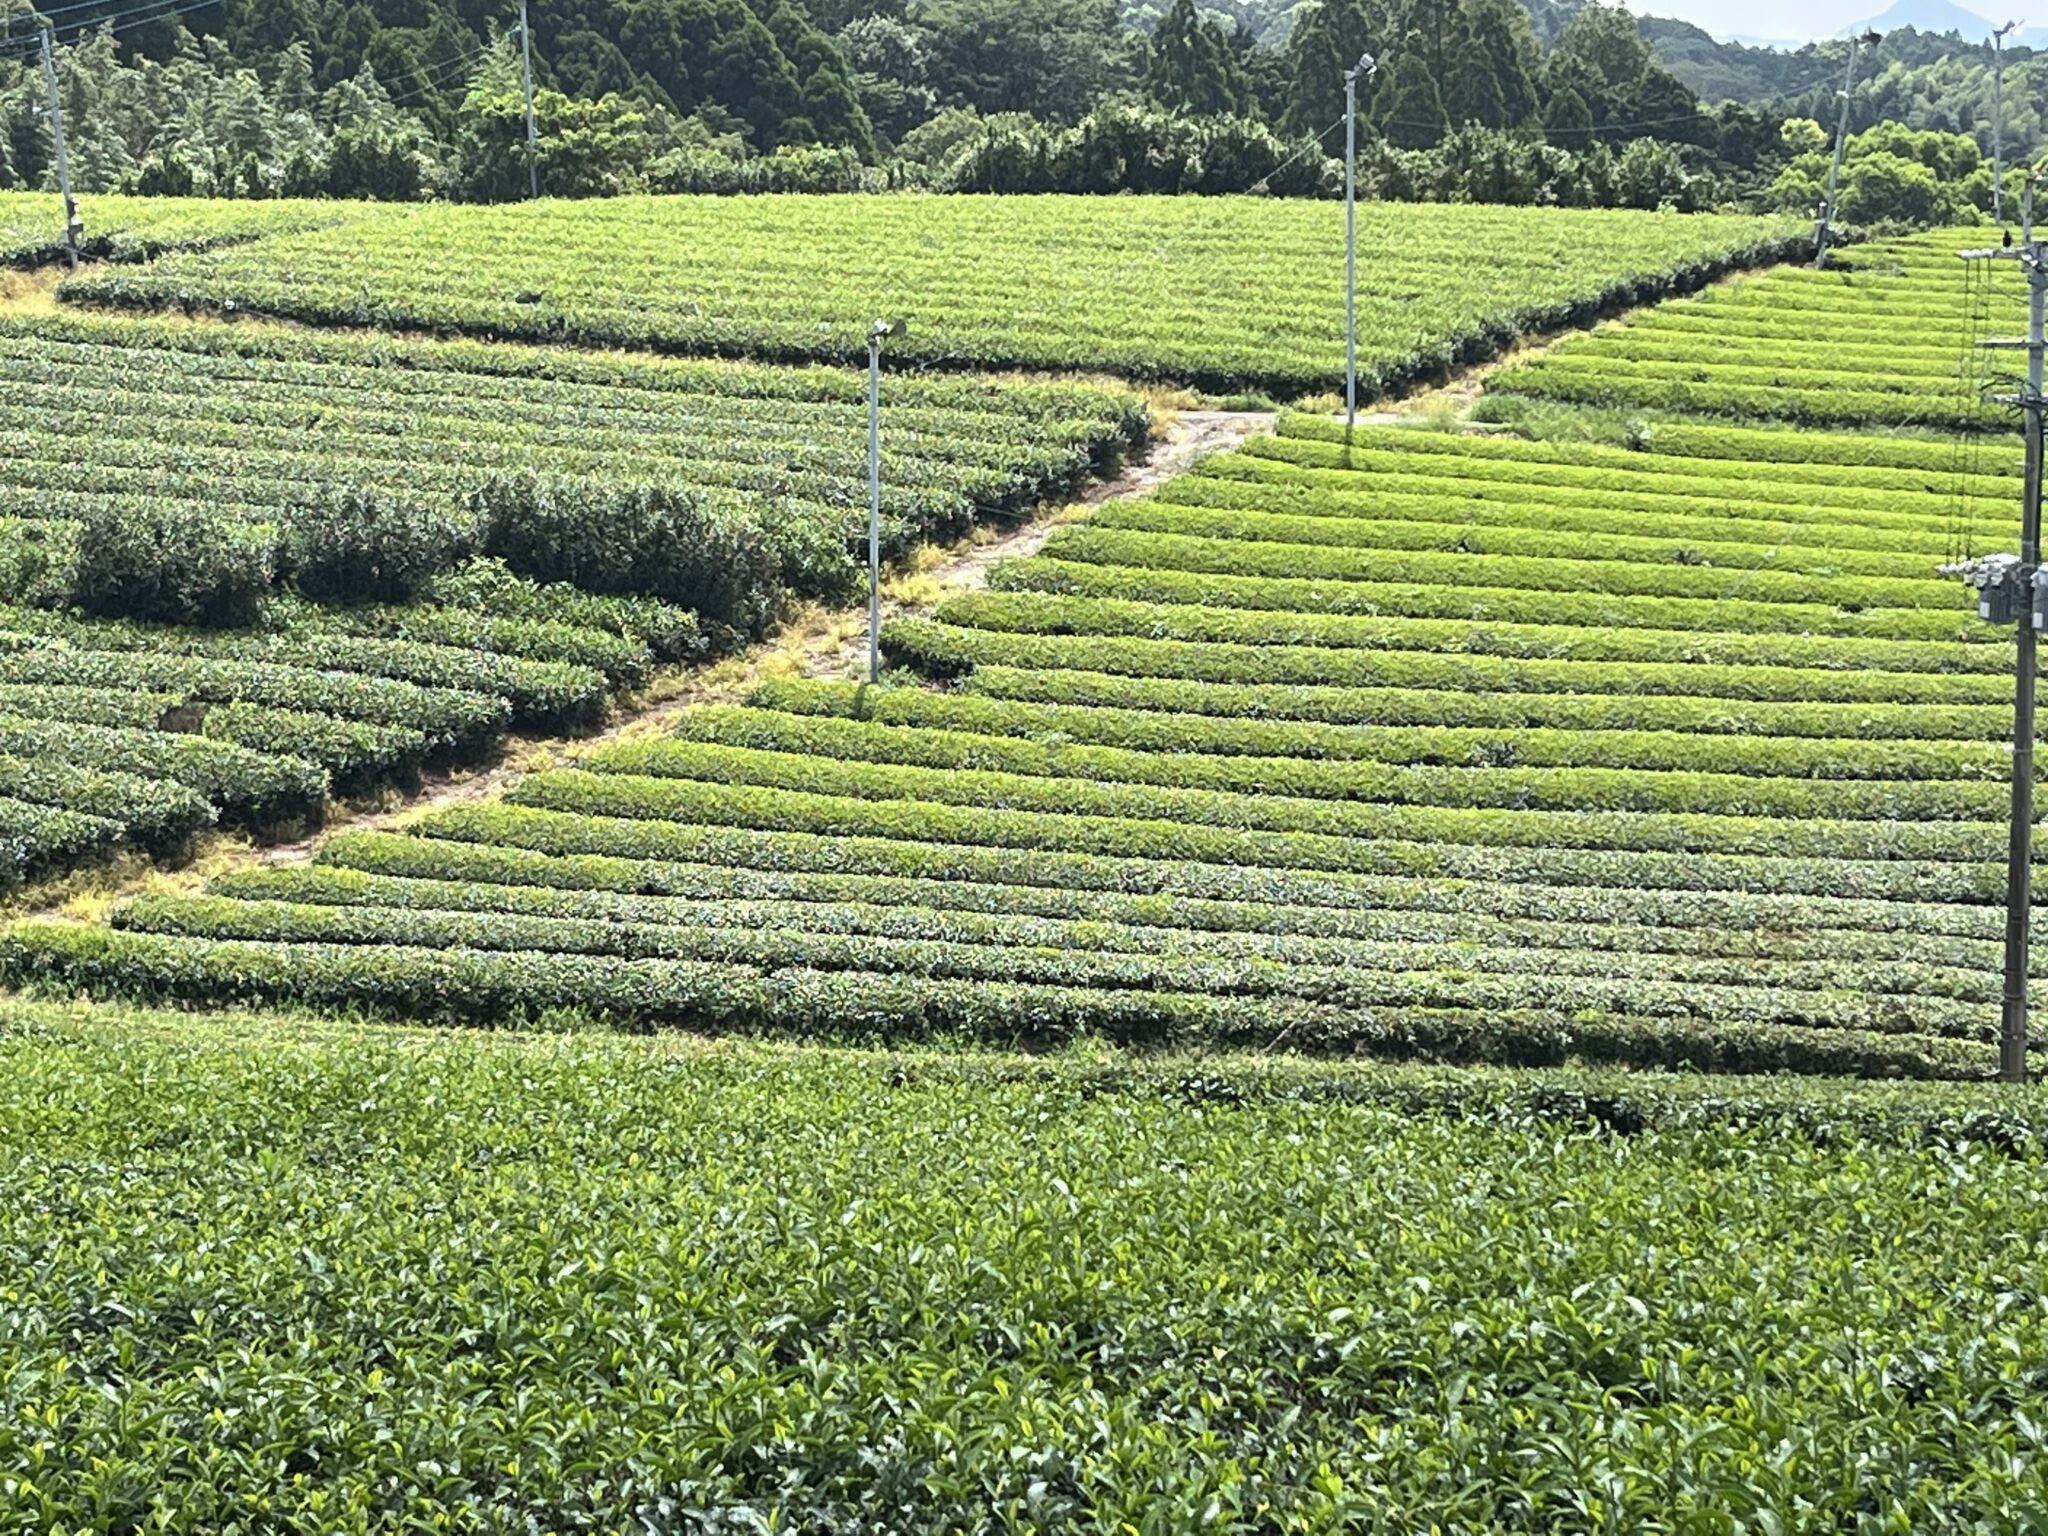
[1814,30,1879,269]
[38,27,79,273]
[519,0,540,200]
[1994,21,2020,226]
[2004,179,2044,1082]
[1343,52,1376,437]
[866,319,905,685]
[1953,179,2048,1081]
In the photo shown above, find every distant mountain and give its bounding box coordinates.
[1642,10,2025,103]
[1639,17,1800,99]
[1839,0,2001,40]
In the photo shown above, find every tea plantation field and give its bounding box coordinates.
[0,310,1139,892]
[0,312,1143,627]
[63,197,1805,394]
[0,566,704,885]
[1493,228,2025,431]
[4,193,2047,1531]
[12,413,2025,1078]
[0,190,363,268]
[5,1003,2047,1532]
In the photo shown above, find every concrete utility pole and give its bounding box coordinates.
[1343,51,1377,437]
[519,0,540,199]
[1814,29,1881,269]
[38,27,80,272]
[866,318,906,685]
[1995,21,2021,227]
[1948,179,2048,1082]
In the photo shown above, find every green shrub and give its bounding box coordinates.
[0,796,124,885]
[882,616,1994,707]
[0,715,326,830]
[488,775,2003,904]
[217,861,2027,988]
[295,598,656,690]
[105,891,1988,1040]
[0,754,213,856]
[58,198,1800,395]
[68,499,273,628]
[0,517,79,608]
[0,607,608,737]
[0,643,509,760]
[278,485,474,605]
[472,473,804,645]
[426,558,704,662]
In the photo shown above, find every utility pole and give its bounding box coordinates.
[1995,21,2021,226]
[38,27,80,273]
[1814,29,1880,269]
[866,318,905,685]
[519,0,540,200]
[1343,51,1377,437]
[1947,179,2047,1082]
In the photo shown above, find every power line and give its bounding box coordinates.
[31,0,202,25]
[21,0,229,41]
[1246,114,1345,196]
[2,5,498,102]
[0,0,232,61]
[382,39,500,107]
[1375,110,1729,139]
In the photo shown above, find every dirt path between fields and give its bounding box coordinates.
[215,408,1273,873]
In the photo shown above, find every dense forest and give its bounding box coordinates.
[0,0,2032,214]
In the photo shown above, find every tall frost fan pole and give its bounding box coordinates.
[866,318,906,685]
[2009,180,2046,1084]
[38,27,80,272]
[519,0,540,200]
[1343,52,1377,437]
[1949,178,2048,1082]
[1813,29,1879,269]
[1994,21,2020,226]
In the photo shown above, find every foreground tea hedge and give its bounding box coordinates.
[3,1004,2046,1530]
[63,197,1804,394]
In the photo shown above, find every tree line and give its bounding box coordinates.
[0,0,2004,213]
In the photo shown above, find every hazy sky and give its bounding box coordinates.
[1633,0,1995,43]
